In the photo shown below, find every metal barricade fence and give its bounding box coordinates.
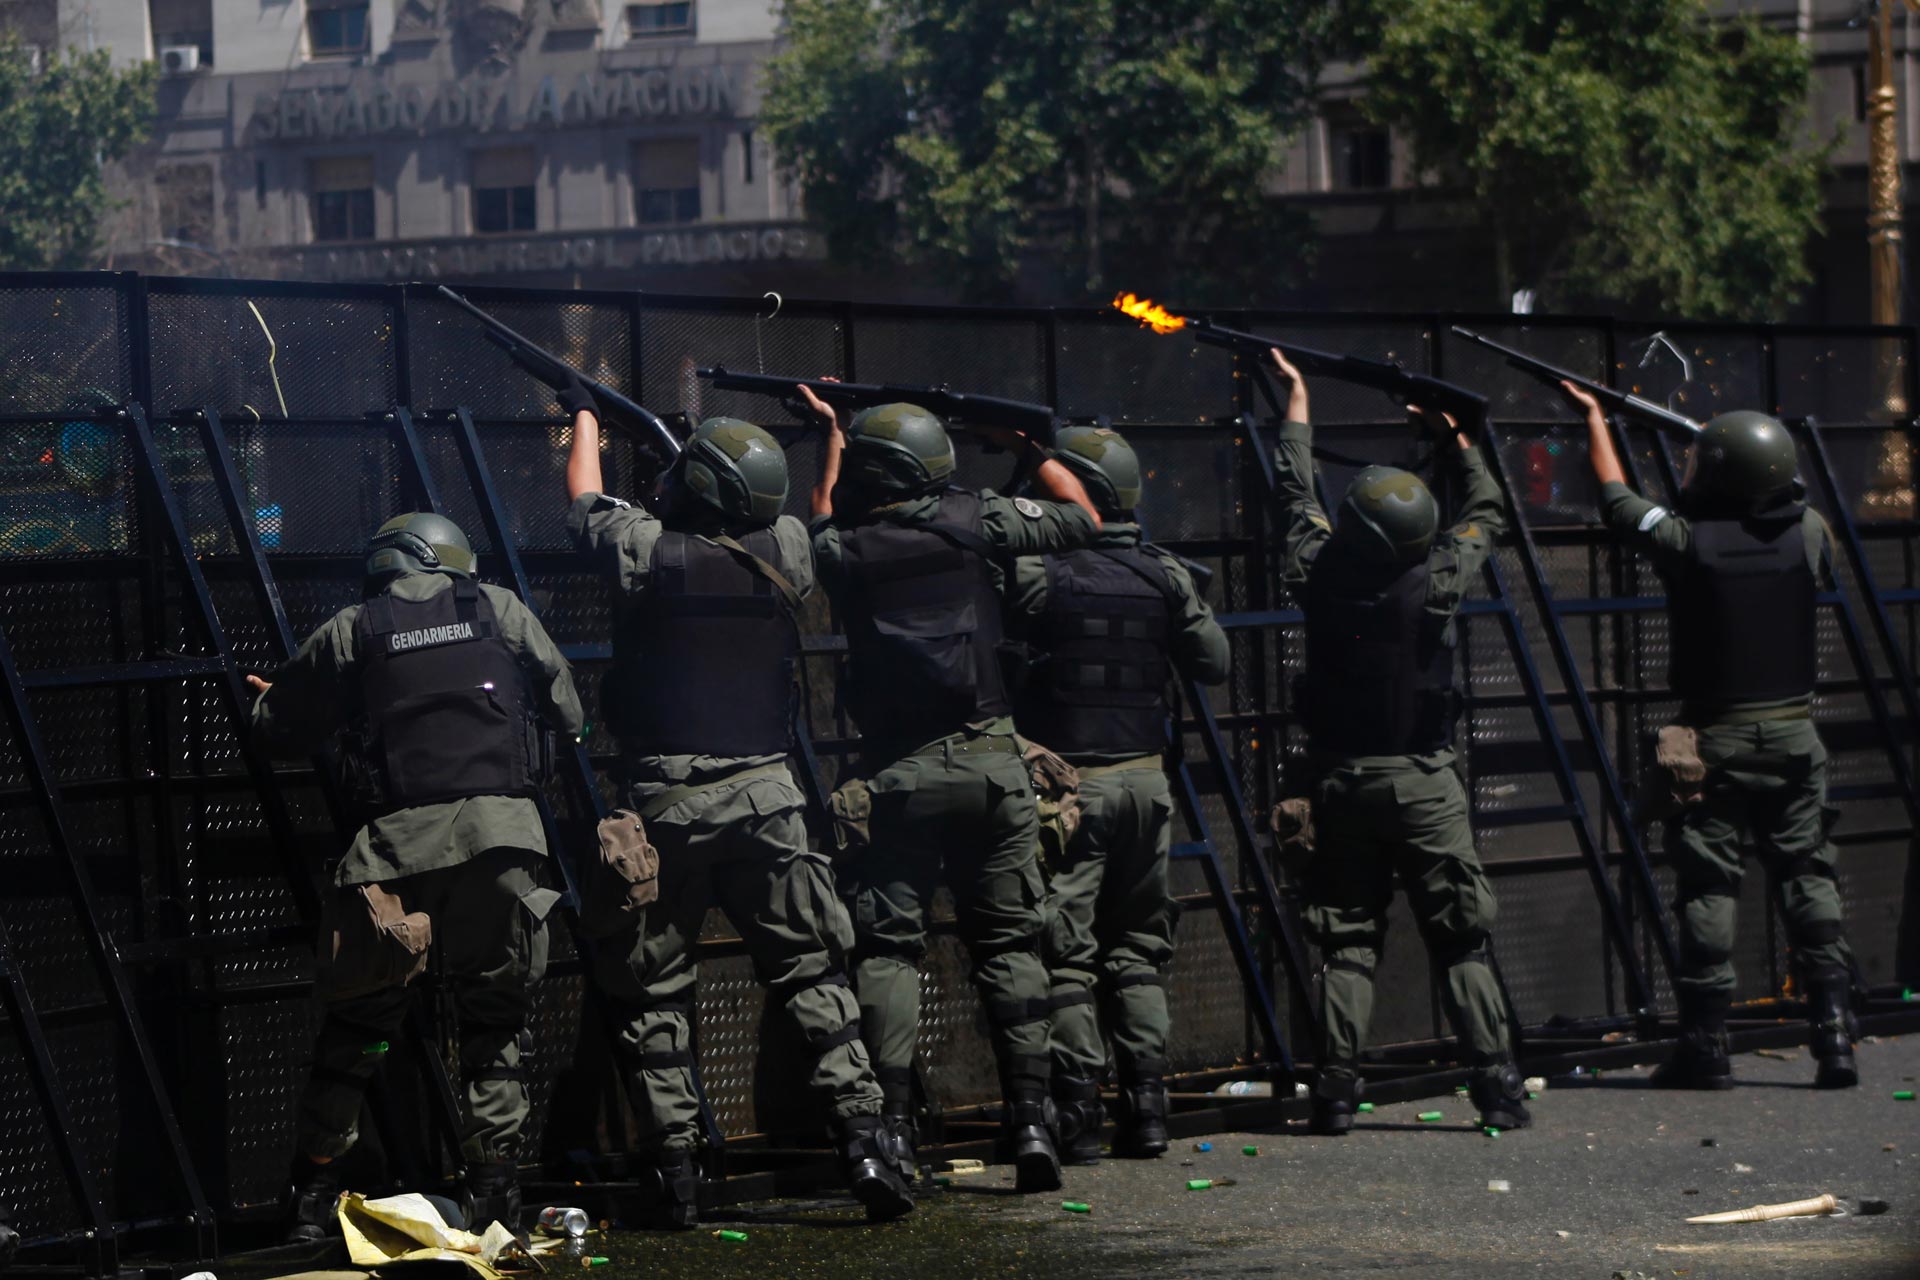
[0,273,1913,1266]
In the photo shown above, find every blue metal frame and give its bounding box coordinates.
[189,406,469,1177]
[440,405,731,1169]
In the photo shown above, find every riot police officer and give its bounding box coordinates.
[1563,385,1859,1090]
[1009,426,1230,1163]
[1267,350,1529,1137]
[558,387,914,1222]
[802,386,1101,1192]
[251,513,584,1240]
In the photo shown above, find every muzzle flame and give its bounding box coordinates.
[1112,292,1188,335]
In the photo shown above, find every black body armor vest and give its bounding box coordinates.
[1299,550,1457,757]
[1017,546,1175,757]
[840,489,1009,746]
[346,578,545,815]
[609,527,797,756]
[1668,511,1816,708]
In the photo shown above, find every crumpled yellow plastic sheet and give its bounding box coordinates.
[335,1191,518,1278]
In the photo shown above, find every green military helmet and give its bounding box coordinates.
[366,512,476,578]
[1053,425,1142,516]
[1335,465,1439,564]
[844,402,954,498]
[1684,410,1800,506]
[681,416,789,525]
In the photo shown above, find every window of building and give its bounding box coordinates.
[741,128,754,184]
[307,0,371,59]
[149,0,213,68]
[627,3,695,40]
[1854,63,1869,123]
[309,155,375,242]
[633,139,701,224]
[1331,125,1390,192]
[155,163,215,244]
[472,147,537,234]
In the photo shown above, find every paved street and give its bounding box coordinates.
[586,1036,1920,1280]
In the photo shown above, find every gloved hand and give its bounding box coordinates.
[506,347,596,418]
[554,368,596,419]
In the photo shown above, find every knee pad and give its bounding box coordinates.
[1677,894,1737,969]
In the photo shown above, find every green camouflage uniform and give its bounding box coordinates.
[251,569,584,1163]
[1598,482,1854,1009]
[570,494,882,1154]
[813,491,1096,1110]
[1008,524,1229,1082]
[1273,422,1516,1080]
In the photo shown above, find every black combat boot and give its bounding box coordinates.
[1110,1077,1169,1158]
[1650,991,1734,1090]
[1308,1071,1360,1136]
[1804,967,1859,1090]
[833,1115,916,1221]
[282,1154,341,1245]
[1052,1075,1107,1165]
[1004,1090,1063,1192]
[1468,1060,1532,1131]
[461,1160,522,1232]
[649,1153,699,1230]
[875,1068,920,1183]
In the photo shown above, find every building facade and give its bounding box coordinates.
[8,1,1915,318]
[33,1,824,293]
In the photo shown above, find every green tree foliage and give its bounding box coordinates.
[1352,0,1830,319]
[0,34,157,270]
[761,0,1333,301]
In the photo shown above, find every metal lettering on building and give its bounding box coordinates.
[251,67,741,142]
[296,225,821,281]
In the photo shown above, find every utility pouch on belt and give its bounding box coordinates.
[1269,797,1316,873]
[578,808,660,938]
[828,777,874,857]
[1268,759,1319,875]
[1021,738,1083,873]
[1639,723,1706,822]
[325,883,432,1001]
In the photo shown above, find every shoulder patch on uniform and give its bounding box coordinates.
[1461,523,1481,540]
[1637,506,1670,533]
[595,494,631,510]
[1013,496,1044,519]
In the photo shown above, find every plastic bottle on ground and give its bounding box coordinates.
[1213,1080,1274,1097]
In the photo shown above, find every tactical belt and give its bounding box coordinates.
[892,725,1024,761]
[637,1050,693,1071]
[988,996,1054,1028]
[467,1065,524,1083]
[1686,701,1812,726]
[1074,754,1162,780]
[1105,972,1164,991]
[948,733,1023,757]
[636,760,794,820]
[809,1021,865,1053]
